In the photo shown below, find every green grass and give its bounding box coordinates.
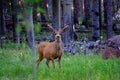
[0,44,120,80]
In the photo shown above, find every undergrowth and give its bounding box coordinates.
[0,43,120,80]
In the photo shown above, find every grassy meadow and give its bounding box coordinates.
[0,43,120,80]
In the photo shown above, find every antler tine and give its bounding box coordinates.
[59,24,69,34]
[47,24,57,34]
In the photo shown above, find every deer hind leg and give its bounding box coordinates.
[46,59,50,68]
[37,55,43,68]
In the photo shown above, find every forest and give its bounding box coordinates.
[0,0,120,80]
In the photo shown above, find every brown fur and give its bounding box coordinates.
[37,24,68,69]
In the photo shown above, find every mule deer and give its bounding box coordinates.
[37,24,68,69]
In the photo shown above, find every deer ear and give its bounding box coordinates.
[59,25,68,34]
[48,24,57,34]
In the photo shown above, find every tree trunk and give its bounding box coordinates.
[0,0,5,48]
[12,0,20,44]
[47,0,53,21]
[0,29,1,48]
[24,7,36,53]
[112,0,116,14]
[99,0,102,40]
[58,0,61,29]
[40,0,47,23]
[92,0,100,41]
[52,0,59,30]
[103,0,107,24]
[23,6,36,80]
[84,0,93,28]
[0,2,2,48]
[104,0,113,39]
[0,0,6,35]
[73,0,84,24]
[117,0,120,9]
[63,0,74,44]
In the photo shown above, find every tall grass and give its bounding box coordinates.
[0,43,120,80]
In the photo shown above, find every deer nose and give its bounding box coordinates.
[56,34,61,38]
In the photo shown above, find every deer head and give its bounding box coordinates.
[48,24,68,42]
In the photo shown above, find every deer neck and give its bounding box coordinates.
[54,40,62,54]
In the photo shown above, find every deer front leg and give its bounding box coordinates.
[58,57,61,69]
[51,58,55,69]
[46,59,50,68]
